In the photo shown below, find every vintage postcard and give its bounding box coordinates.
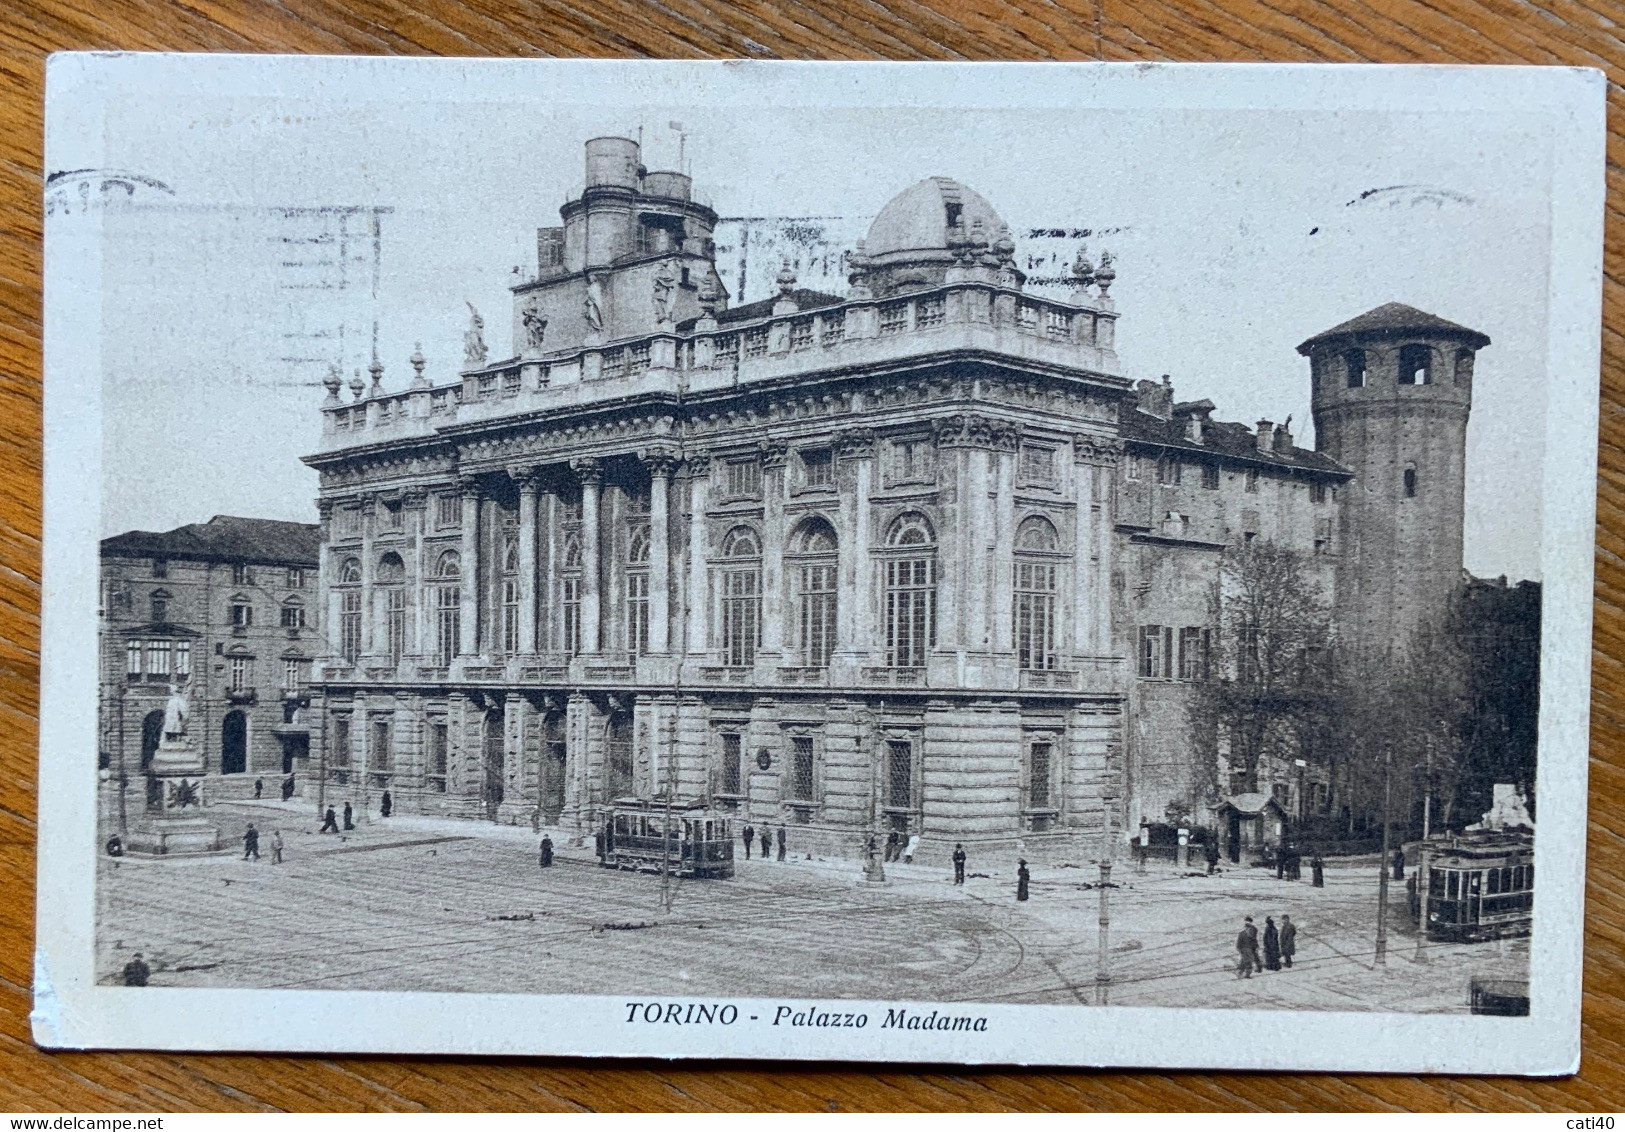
[35,56,1605,1072]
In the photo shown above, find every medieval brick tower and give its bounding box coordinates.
[1299,303,1491,666]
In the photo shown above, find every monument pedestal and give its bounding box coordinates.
[124,737,223,857]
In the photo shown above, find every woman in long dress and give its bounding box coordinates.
[1262,916,1282,971]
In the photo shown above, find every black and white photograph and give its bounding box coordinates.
[36,56,1604,1071]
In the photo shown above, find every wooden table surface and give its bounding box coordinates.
[1,0,1620,1112]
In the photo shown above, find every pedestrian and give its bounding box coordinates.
[1288,844,1302,882]
[1392,846,1405,881]
[595,827,605,861]
[1236,917,1259,979]
[1263,916,1281,971]
[380,789,392,818]
[281,774,295,801]
[242,823,260,861]
[121,952,150,987]
[343,801,354,831]
[903,833,919,864]
[539,834,554,868]
[254,777,263,799]
[1280,913,1296,969]
[1016,858,1030,902]
[320,805,339,833]
[885,830,900,862]
[776,825,787,862]
[1407,872,1419,921]
[270,829,284,864]
[758,826,771,860]
[742,823,754,860]
[1275,845,1286,880]
[1204,836,1220,876]
[1311,852,1325,888]
[952,843,967,885]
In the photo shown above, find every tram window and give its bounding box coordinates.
[1528,863,1534,888]
[1430,868,1443,895]
[1468,872,1481,895]
[1488,870,1500,895]
[1515,865,1526,890]
[1447,872,1459,899]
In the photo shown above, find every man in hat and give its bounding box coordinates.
[121,952,150,987]
[1236,917,1260,979]
[1016,858,1030,902]
[952,843,967,885]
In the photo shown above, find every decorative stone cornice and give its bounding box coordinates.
[933,413,999,450]
[684,451,712,478]
[401,487,430,509]
[638,447,682,478]
[835,428,875,459]
[570,457,604,486]
[759,440,789,470]
[1073,433,1125,467]
[457,474,483,498]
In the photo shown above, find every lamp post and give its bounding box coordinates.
[1095,802,1114,1005]
[1375,742,1393,967]
[863,702,886,884]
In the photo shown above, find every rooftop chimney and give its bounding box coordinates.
[1256,420,1275,453]
[1173,399,1215,445]
[1274,416,1294,452]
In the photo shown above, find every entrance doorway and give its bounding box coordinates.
[482,708,505,821]
[221,710,247,775]
[1227,810,1242,863]
[280,734,307,774]
[541,713,567,823]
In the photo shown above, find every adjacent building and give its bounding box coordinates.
[99,516,323,804]
[299,137,1488,858]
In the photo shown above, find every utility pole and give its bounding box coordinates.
[863,702,886,884]
[116,686,128,837]
[1095,802,1113,1005]
[660,709,676,914]
[1375,742,1393,967]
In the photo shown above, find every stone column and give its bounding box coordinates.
[404,488,428,662]
[515,468,540,655]
[540,486,558,652]
[1073,434,1121,657]
[458,476,481,657]
[358,493,377,659]
[573,458,603,654]
[759,441,788,659]
[641,450,678,654]
[991,424,1019,653]
[316,499,338,664]
[684,454,711,657]
[838,430,875,664]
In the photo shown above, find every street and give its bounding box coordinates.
[97,800,1528,1012]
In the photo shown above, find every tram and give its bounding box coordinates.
[1421,828,1534,943]
[597,797,735,880]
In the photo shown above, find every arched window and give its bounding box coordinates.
[1344,348,1367,389]
[884,513,937,668]
[434,550,460,666]
[719,526,761,667]
[1399,344,1432,385]
[377,552,406,663]
[338,557,362,584]
[1014,516,1061,671]
[626,525,650,657]
[335,557,363,663]
[560,534,582,654]
[791,518,838,668]
[500,534,520,657]
[607,713,634,798]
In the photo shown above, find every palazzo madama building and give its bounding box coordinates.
[303,136,1488,859]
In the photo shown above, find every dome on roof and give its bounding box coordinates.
[865,177,1007,259]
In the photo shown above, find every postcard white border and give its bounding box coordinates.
[35,55,1606,1074]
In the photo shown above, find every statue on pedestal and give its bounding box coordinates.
[125,681,222,857]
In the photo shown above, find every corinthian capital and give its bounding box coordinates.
[570,457,604,486]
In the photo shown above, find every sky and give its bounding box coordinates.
[81,87,1554,580]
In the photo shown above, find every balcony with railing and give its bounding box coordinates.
[316,281,1127,454]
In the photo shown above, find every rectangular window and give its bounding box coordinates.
[428,722,448,792]
[801,449,833,488]
[152,558,168,578]
[1014,562,1057,671]
[332,716,351,769]
[280,604,305,629]
[501,578,520,657]
[1314,517,1333,556]
[790,318,814,350]
[370,720,391,783]
[380,504,403,532]
[891,438,932,483]
[232,602,254,627]
[436,492,462,529]
[721,568,760,667]
[284,657,303,690]
[720,732,742,795]
[916,296,945,328]
[626,572,649,657]
[174,640,191,678]
[229,655,249,692]
[1245,468,1259,493]
[1020,446,1056,483]
[819,312,845,346]
[1125,454,1143,482]
[436,586,460,666]
[1156,456,1182,485]
[386,588,407,663]
[1029,740,1053,808]
[1202,463,1220,489]
[147,639,171,677]
[886,740,913,809]
[561,576,581,655]
[340,591,361,663]
[126,640,143,676]
[878,302,908,335]
[885,558,936,668]
[791,736,816,802]
[726,459,761,498]
[1138,624,1165,679]
[286,567,305,588]
[744,326,769,358]
[232,563,254,585]
[1311,482,1327,504]
[799,563,837,668]
[1178,627,1211,680]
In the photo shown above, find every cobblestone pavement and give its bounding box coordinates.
[97,801,1527,1012]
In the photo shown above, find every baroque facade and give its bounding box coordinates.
[302,137,1487,857]
[99,516,323,803]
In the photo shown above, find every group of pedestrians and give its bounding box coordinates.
[739,823,787,861]
[239,823,283,864]
[1235,913,1299,977]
